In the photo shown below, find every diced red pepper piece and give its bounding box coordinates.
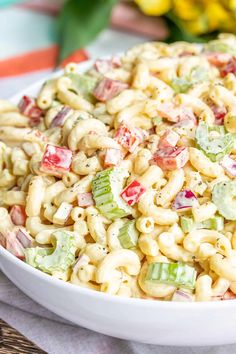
[6,231,25,260]
[104,148,121,167]
[18,95,43,125]
[152,147,189,170]
[115,123,144,153]
[121,180,146,206]
[40,144,73,177]
[10,205,26,226]
[93,78,128,102]
[50,106,71,128]
[206,52,232,67]
[94,56,121,74]
[78,192,94,207]
[220,57,236,77]
[210,104,227,125]
[158,130,179,149]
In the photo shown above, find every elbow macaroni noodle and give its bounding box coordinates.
[2,34,236,301]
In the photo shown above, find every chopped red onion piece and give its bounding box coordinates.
[0,232,6,248]
[210,104,227,125]
[16,228,33,248]
[172,290,194,302]
[6,231,25,260]
[172,189,198,210]
[50,106,71,128]
[173,108,197,128]
[220,155,236,177]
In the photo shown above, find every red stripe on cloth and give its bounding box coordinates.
[60,51,89,67]
[0,46,89,78]
[17,3,61,16]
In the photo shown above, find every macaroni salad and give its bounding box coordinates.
[2,34,236,301]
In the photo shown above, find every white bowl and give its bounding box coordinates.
[1,60,236,346]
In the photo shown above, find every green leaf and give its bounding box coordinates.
[58,0,117,61]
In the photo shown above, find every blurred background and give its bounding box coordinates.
[1,0,236,98]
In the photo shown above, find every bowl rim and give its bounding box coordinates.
[2,57,236,308]
[1,245,236,308]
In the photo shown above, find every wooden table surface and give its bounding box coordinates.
[0,319,47,353]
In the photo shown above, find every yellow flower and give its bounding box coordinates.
[173,0,201,21]
[135,0,172,16]
[219,17,236,32]
[205,1,231,31]
[221,0,236,11]
[183,15,209,35]
[135,0,236,36]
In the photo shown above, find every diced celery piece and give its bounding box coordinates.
[24,231,77,274]
[201,216,224,231]
[92,167,132,220]
[145,262,197,289]
[25,247,53,268]
[212,181,236,220]
[171,77,192,93]
[180,216,194,233]
[180,215,224,233]
[118,220,139,249]
[171,67,209,93]
[66,73,98,102]
[40,231,76,273]
[196,121,234,162]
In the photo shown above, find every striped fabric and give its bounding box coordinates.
[0,1,88,97]
[0,0,164,98]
